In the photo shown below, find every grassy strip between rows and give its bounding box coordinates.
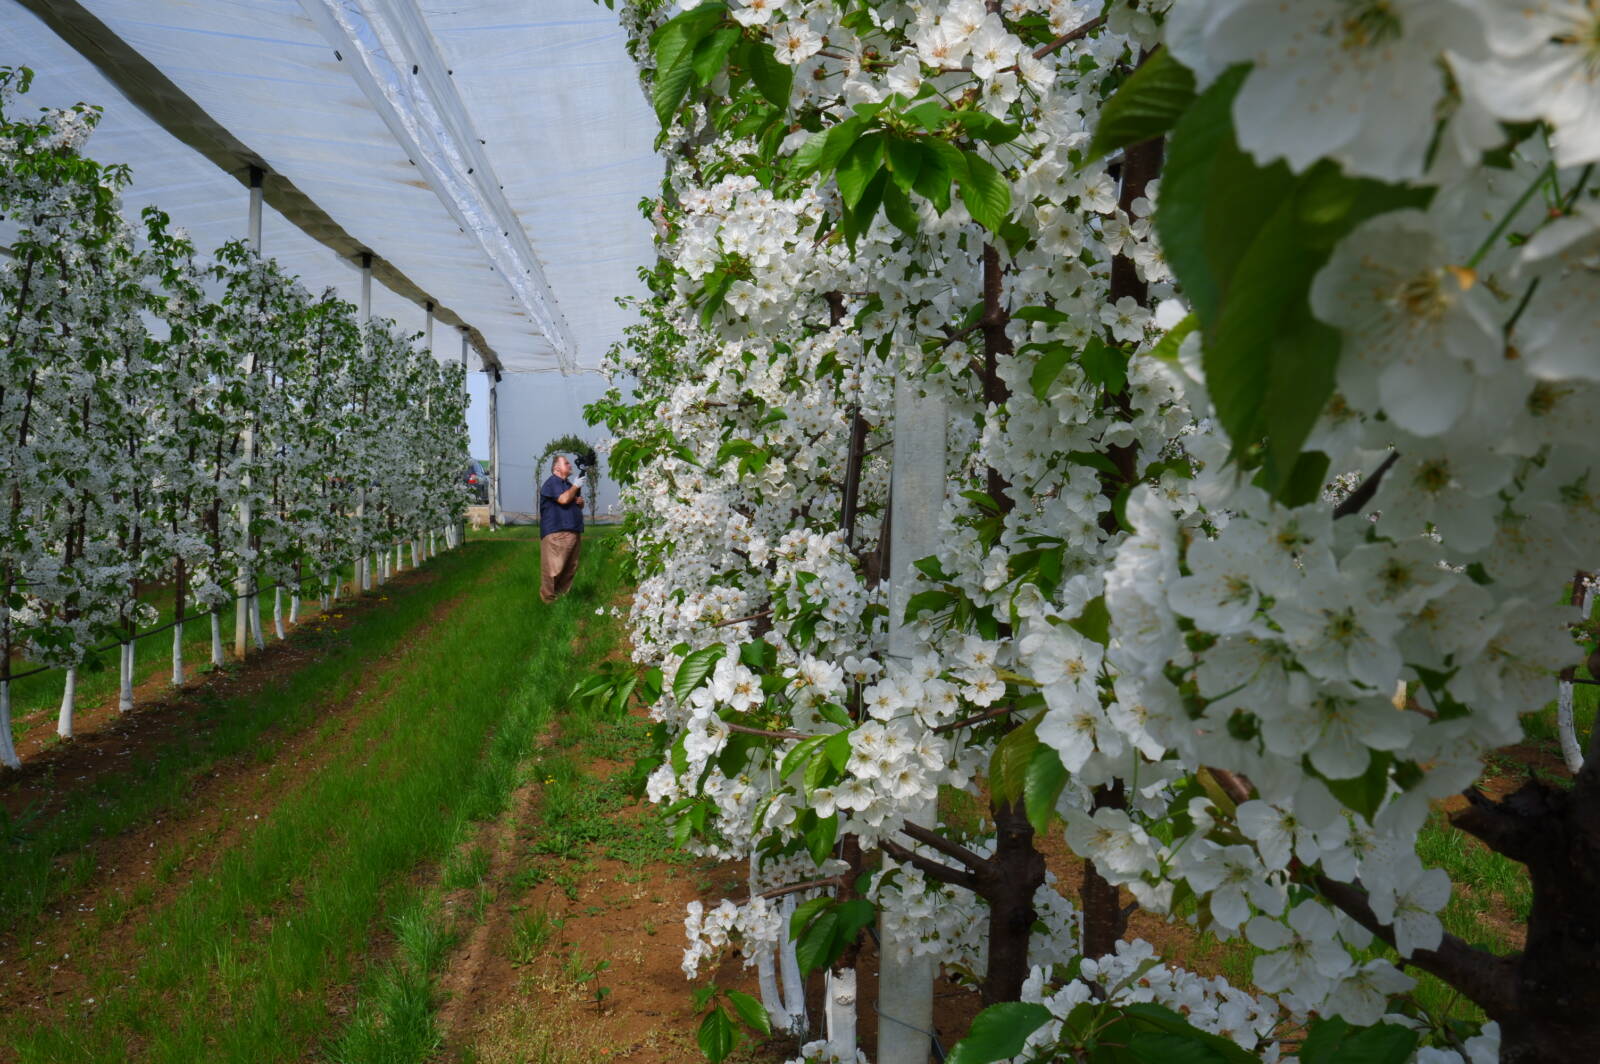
[0,540,486,921]
[1,548,486,925]
[325,609,696,1064]
[6,527,623,1063]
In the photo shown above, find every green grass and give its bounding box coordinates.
[3,529,624,1063]
[326,594,691,1064]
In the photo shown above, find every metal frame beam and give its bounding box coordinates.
[16,0,503,374]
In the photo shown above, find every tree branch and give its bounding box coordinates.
[1315,875,1518,1020]
[1450,782,1556,864]
[726,722,808,741]
[1333,452,1398,519]
[899,820,989,872]
[881,837,980,892]
[711,609,771,629]
[1027,16,1105,61]
[933,704,1019,733]
[750,875,846,903]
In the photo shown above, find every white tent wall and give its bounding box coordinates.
[469,372,622,520]
[2,1,483,364]
[7,0,659,375]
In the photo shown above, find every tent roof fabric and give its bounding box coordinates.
[2,0,657,374]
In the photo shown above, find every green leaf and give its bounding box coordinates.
[1121,1004,1258,1064]
[946,1002,1055,1064]
[882,179,920,236]
[792,129,830,172]
[817,116,868,176]
[903,588,955,622]
[726,989,771,1035]
[789,896,832,939]
[1322,750,1393,818]
[779,733,830,781]
[824,729,853,772]
[1089,48,1197,160]
[906,100,950,132]
[989,716,1041,805]
[1014,305,1071,324]
[652,57,697,127]
[697,1006,736,1063]
[1029,342,1073,400]
[842,168,888,249]
[1024,743,1068,834]
[691,26,740,86]
[1080,335,1128,395]
[1270,449,1330,508]
[1148,312,1198,362]
[884,136,926,192]
[913,140,959,214]
[1158,67,1430,498]
[794,910,838,975]
[806,811,838,865]
[1067,596,1110,646]
[648,3,728,126]
[745,38,793,108]
[1130,1032,1236,1064]
[673,643,727,704]
[955,110,1022,144]
[958,151,1011,233]
[1300,1017,1419,1064]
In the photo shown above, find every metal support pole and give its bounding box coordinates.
[358,252,372,591]
[246,165,263,253]
[235,166,265,660]
[877,374,948,1064]
[457,330,470,546]
[488,370,501,526]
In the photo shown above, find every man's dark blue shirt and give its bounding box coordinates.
[539,475,584,537]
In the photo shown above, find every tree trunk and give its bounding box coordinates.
[982,798,1046,1003]
[1080,783,1129,959]
[119,641,134,712]
[0,681,17,770]
[56,667,77,739]
[210,610,224,667]
[1454,768,1600,1063]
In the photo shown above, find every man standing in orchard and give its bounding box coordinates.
[538,454,584,604]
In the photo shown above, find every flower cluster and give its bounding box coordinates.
[598,0,1595,1059]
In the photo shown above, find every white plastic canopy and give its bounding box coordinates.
[1,0,659,374]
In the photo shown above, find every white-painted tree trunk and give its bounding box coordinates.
[172,621,184,685]
[211,610,224,667]
[273,587,285,640]
[411,541,420,568]
[249,593,265,651]
[119,642,134,712]
[0,682,18,769]
[776,895,810,1035]
[57,667,77,739]
[751,865,797,1036]
[877,374,948,1064]
[1558,575,1592,772]
[825,968,858,1059]
[289,594,299,625]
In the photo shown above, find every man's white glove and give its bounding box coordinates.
[569,473,585,489]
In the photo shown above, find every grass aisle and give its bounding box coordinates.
[1,528,624,1063]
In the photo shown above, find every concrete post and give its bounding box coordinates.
[877,373,948,1064]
